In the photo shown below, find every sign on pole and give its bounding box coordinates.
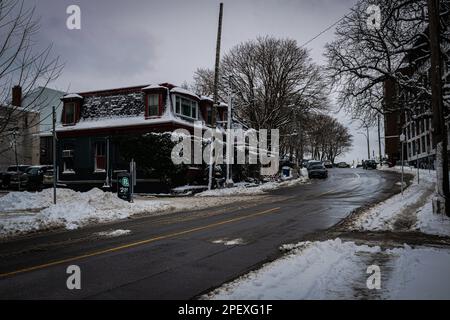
[117,172,132,202]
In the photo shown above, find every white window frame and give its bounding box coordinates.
[174,95,198,120]
[94,141,106,172]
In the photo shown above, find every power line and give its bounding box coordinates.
[299,13,350,48]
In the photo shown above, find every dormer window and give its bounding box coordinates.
[145,93,162,117]
[146,94,160,117]
[63,102,76,125]
[175,96,198,120]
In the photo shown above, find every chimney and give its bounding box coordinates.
[12,85,22,107]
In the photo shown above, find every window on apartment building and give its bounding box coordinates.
[175,96,198,119]
[147,94,160,117]
[422,136,426,154]
[412,140,416,155]
[94,141,106,172]
[408,142,412,158]
[426,135,431,153]
[207,107,212,124]
[417,139,421,154]
[62,145,75,173]
[64,103,76,124]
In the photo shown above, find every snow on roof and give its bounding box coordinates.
[200,96,214,102]
[56,114,207,132]
[170,87,199,99]
[142,84,167,90]
[63,93,83,99]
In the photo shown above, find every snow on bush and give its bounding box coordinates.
[0,188,173,238]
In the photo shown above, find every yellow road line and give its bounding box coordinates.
[0,207,280,278]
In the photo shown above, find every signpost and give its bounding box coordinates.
[117,173,132,202]
[400,133,405,196]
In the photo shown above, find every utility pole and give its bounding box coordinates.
[52,106,57,205]
[208,3,224,190]
[428,0,450,216]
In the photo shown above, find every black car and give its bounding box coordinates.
[307,163,328,179]
[363,160,378,170]
[23,165,53,190]
[1,165,31,188]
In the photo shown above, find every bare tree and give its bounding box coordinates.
[302,114,352,163]
[192,36,328,131]
[324,0,439,119]
[0,0,63,135]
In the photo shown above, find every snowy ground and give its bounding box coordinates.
[206,239,450,300]
[196,176,309,197]
[349,166,450,236]
[0,176,307,239]
[204,166,450,300]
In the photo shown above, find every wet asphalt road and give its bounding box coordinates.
[0,168,400,299]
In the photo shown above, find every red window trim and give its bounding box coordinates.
[145,93,162,118]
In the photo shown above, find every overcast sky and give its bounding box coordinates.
[30,0,382,163]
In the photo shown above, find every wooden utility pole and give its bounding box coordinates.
[208,3,224,190]
[428,0,450,215]
[212,3,223,125]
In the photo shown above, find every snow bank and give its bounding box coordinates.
[415,199,450,236]
[351,167,436,231]
[206,239,381,300]
[0,188,173,238]
[196,177,308,197]
[206,239,450,300]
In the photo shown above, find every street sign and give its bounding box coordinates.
[117,172,132,202]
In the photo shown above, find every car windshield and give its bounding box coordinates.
[310,165,324,170]
[26,167,40,175]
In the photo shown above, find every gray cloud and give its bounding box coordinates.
[27,0,378,162]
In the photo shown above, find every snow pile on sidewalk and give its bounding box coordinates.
[206,238,450,300]
[415,199,450,237]
[0,188,173,238]
[197,176,309,197]
[350,167,441,232]
[0,188,60,211]
[206,239,381,300]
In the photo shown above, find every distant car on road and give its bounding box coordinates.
[336,162,350,168]
[363,160,378,170]
[307,163,328,179]
[323,160,333,168]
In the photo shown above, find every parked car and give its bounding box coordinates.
[323,160,333,168]
[1,165,30,188]
[337,162,350,168]
[306,160,322,169]
[356,163,364,168]
[307,163,328,179]
[23,165,53,190]
[363,160,378,170]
